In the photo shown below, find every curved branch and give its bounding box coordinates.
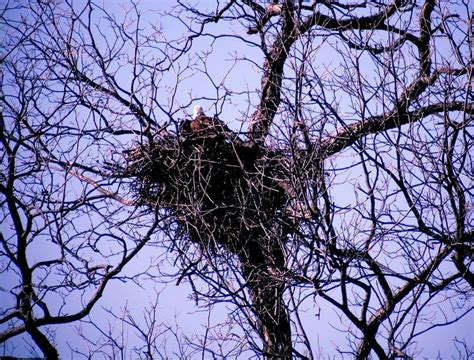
[248,1,297,142]
[317,100,473,159]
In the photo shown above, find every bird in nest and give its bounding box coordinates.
[191,105,218,132]
[180,105,233,140]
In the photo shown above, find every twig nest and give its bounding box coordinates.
[123,123,290,255]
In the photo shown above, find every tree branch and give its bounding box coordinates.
[317,100,473,159]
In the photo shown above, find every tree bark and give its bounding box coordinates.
[240,237,292,359]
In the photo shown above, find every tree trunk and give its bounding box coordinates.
[240,238,292,359]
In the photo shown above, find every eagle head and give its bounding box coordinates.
[193,105,206,119]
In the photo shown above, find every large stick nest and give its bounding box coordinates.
[122,120,292,258]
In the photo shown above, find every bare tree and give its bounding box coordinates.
[1,0,472,359]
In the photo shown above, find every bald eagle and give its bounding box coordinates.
[191,105,219,132]
[179,105,241,147]
[180,105,233,141]
[193,105,206,120]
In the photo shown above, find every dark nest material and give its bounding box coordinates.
[122,120,292,264]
